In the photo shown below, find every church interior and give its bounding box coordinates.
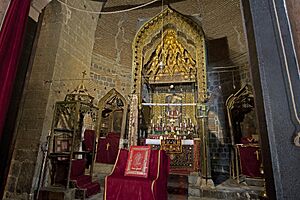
[0,0,300,200]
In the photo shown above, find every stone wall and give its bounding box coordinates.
[286,0,300,65]
[0,0,10,28]
[3,1,102,199]
[90,54,132,101]
[206,68,240,180]
[91,0,248,101]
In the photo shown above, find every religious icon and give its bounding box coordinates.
[165,94,182,119]
[113,110,123,133]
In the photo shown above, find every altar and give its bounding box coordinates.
[145,139,194,145]
[146,138,200,173]
[127,7,208,174]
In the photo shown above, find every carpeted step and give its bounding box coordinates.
[83,181,100,197]
[74,175,92,188]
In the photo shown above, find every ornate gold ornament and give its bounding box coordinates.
[131,6,207,102]
[144,29,196,83]
[129,7,207,153]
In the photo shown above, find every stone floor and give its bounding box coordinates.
[84,172,264,200]
[86,174,190,200]
[86,193,218,200]
[85,174,220,200]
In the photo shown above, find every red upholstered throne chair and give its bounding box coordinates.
[83,129,96,168]
[237,144,262,178]
[104,148,169,200]
[70,159,100,197]
[96,132,120,164]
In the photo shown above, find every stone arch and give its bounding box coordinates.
[97,88,128,142]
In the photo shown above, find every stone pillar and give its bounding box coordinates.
[3,0,102,199]
[285,0,300,65]
[128,94,139,147]
[193,138,201,172]
[241,0,300,199]
[198,105,212,181]
[0,0,10,28]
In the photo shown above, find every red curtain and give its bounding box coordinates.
[0,0,31,142]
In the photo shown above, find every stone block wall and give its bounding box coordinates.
[286,0,300,65]
[0,0,10,28]
[4,1,101,199]
[90,54,131,101]
[91,0,249,101]
[206,67,243,181]
[209,137,231,173]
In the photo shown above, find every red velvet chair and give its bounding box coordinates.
[70,159,100,197]
[83,130,96,168]
[96,132,120,164]
[83,129,96,152]
[237,144,262,178]
[104,149,169,200]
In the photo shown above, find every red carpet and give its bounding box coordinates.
[71,159,100,197]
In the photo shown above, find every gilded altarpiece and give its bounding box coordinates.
[129,7,207,172]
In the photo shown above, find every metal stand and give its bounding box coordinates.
[35,133,51,199]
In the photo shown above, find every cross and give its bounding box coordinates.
[106,142,110,151]
[82,70,87,79]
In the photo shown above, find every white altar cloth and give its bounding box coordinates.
[145,139,194,145]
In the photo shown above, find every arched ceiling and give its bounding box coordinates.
[31,0,247,68]
[92,0,247,69]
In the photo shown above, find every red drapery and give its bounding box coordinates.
[0,0,31,142]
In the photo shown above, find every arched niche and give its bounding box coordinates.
[129,7,207,146]
[97,89,128,141]
[131,6,207,101]
[226,84,257,145]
